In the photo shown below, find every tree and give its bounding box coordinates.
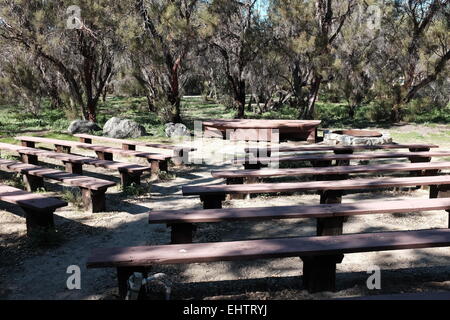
[135,0,200,123]
[201,0,269,119]
[380,0,450,121]
[269,0,356,119]
[0,0,124,122]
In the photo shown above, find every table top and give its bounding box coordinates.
[203,119,322,129]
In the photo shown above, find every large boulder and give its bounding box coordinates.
[68,120,101,134]
[165,123,191,138]
[103,117,147,139]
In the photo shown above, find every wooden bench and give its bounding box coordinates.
[86,228,450,296]
[0,158,116,213]
[15,136,171,174]
[74,133,196,166]
[340,291,450,300]
[212,161,450,185]
[246,143,439,157]
[235,150,450,170]
[149,198,450,244]
[182,175,450,209]
[0,184,67,235]
[0,142,151,187]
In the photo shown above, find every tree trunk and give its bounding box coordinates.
[234,80,246,119]
[168,58,182,123]
[146,94,156,113]
[86,99,97,123]
[303,75,322,120]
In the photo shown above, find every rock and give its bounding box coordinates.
[103,117,147,138]
[164,123,191,138]
[324,132,393,146]
[68,120,101,134]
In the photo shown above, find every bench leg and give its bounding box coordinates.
[20,153,38,165]
[447,210,450,229]
[169,223,195,244]
[320,190,343,204]
[311,160,333,169]
[81,188,106,213]
[122,144,136,151]
[55,145,71,154]
[301,254,344,293]
[409,148,430,153]
[200,195,226,209]
[96,151,113,161]
[64,162,83,175]
[409,155,432,190]
[159,160,169,172]
[120,171,142,187]
[22,208,55,236]
[317,217,345,236]
[226,177,245,200]
[22,174,44,192]
[430,184,450,199]
[409,156,431,164]
[334,150,353,166]
[80,138,92,144]
[117,267,150,300]
[149,160,169,178]
[21,141,35,148]
[244,163,263,170]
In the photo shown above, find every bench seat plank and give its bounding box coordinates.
[74,133,196,152]
[0,184,66,212]
[0,159,115,190]
[16,136,171,161]
[212,162,450,179]
[148,198,450,224]
[246,143,439,154]
[86,229,450,268]
[235,151,450,164]
[0,142,151,174]
[183,174,450,196]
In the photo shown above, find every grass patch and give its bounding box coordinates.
[60,188,84,210]
[122,182,152,197]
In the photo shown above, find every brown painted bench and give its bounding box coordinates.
[0,184,67,235]
[212,161,450,185]
[74,133,196,166]
[340,291,450,300]
[86,228,450,296]
[0,142,151,186]
[246,143,439,157]
[0,158,116,213]
[235,150,450,170]
[182,174,450,209]
[15,136,171,174]
[149,198,450,244]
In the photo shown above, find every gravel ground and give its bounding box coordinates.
[1,129,450,300]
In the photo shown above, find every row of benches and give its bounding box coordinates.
[0,184,67,236]
[86,142,450,297]
[0,159,115,213]
[0,134,194,234]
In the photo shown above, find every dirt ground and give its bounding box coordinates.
[1,125,450,300]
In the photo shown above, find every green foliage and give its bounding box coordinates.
[122,183,151,197]
[61,188,84,210]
